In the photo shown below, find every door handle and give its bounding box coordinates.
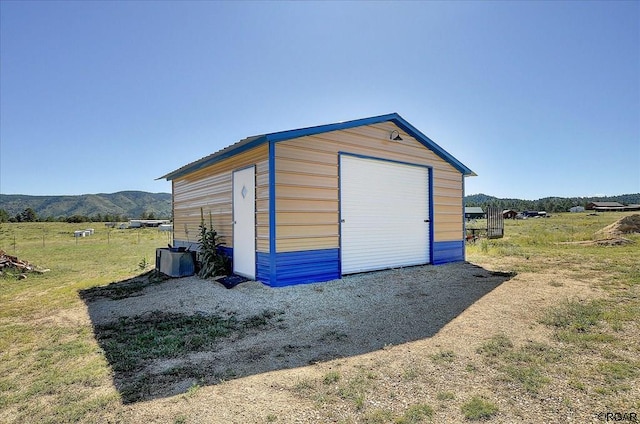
[424,219,430,223]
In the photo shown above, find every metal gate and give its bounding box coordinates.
[487,207,504,239]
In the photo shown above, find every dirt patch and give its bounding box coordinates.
[80,270,171,301]
[111,260,611,424]
[80,262,512,403]
[558,215,640,247]
[595,213,640,237]
[559,237,635,246]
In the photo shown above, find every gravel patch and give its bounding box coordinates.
[82,262,512,401]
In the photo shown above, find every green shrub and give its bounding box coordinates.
[197,209,230,278]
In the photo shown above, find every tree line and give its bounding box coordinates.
[465,193,640,214]
[0,209,161,223]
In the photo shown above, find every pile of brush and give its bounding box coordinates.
[0,250,49,278]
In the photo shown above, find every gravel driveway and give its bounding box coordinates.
[82,261,512,401]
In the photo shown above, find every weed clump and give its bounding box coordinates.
[540,299,620,348]
[399,403,434,423]
[541,299,604,332]
[323,370,340,384]
[429,350,456,365]
[461,396,498,420]
[476,334,513,358]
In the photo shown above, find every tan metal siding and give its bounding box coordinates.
[172,145,269,252]
[274,122,464,252]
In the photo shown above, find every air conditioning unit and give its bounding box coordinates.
[155,248,196,277]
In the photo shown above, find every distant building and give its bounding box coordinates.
[465,207,485,220]
[158,224,173,232]
[569,206,585,213]
[586,202,625,211]
[128,219,170,228]
[521,210,543,218]
[503,209,518,219]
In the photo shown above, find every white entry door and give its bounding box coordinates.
[233,166,256,279]
[340,155,430,274]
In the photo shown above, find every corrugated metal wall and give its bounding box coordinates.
[172,144,269,252]
[170,120,465,285]
[274,122,463,253]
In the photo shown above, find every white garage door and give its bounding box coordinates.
[340,155,430,274]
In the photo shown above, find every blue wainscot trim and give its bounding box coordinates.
[432,240,465,265]
[256,252,271,284]
[259,248,340,287]
[218,245,233,258]
[175,245,339,287]
[273,248,341,287]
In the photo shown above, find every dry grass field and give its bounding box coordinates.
[0,213,638,423]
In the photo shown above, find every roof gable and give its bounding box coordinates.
[160,113,475,180]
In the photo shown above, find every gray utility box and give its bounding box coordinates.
[155,248,196,277]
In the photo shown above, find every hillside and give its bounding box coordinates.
[0,191,171,220]
[465,193,640,213]
[3,191,638,221]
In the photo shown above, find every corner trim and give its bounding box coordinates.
[268,140,277,284]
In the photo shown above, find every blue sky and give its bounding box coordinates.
[1,1,638,200]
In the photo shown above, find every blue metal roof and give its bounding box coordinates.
[160,113,475,180]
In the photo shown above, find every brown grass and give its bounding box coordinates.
[1,213,639,423]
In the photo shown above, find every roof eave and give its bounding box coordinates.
[267,112,475,176]
[159,112,476,180]
[158,135,267,181]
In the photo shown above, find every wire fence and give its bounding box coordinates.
[0,223,173,254]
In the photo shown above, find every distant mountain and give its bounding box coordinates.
[465,193,640,213]
[0,191,171,220]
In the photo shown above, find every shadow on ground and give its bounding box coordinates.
[79,263,514,404]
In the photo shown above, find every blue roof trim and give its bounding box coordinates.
[159,135,267,180]
[265,113,400,143]
[389,116,475,176]
[160,113,474,180]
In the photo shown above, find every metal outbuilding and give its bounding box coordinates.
[464,207,485,220]
[586,202,625,211]
[160,113,475,287]
[503,209,518,219]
